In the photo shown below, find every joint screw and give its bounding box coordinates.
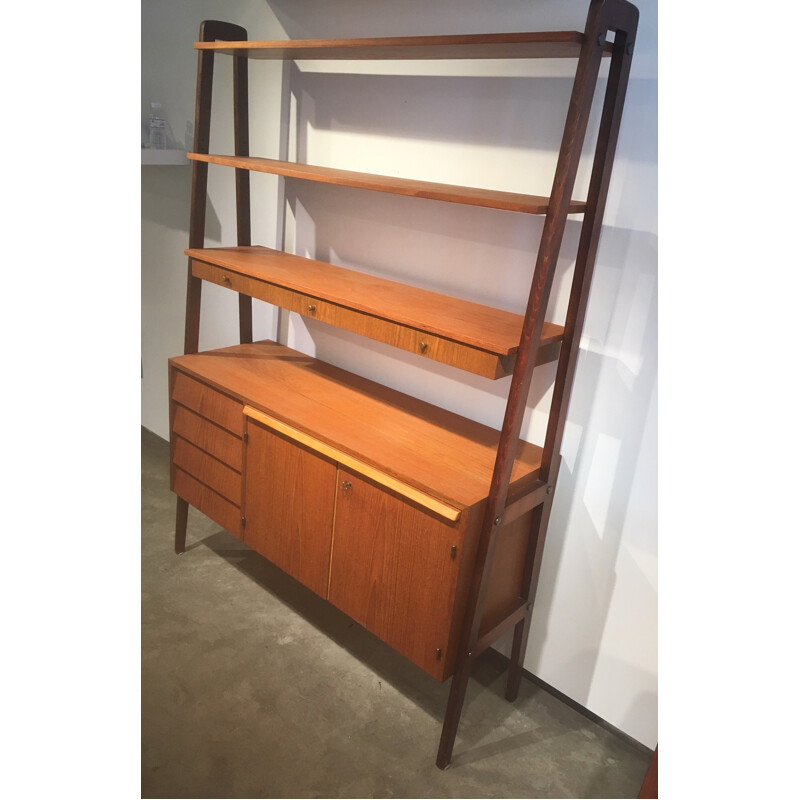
[626,42,634,54]
[546,486,553,495]
[494,516,502,526]
[597,33,606,46]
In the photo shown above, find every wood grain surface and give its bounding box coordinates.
[187,154,587,215]
[172,405,243,471]
[173,468,242,539]
[169,341,544,510]
[243,421,337,598]
[171,371,243,435]
[194,31,611,61]
[188,246,565,357]
[328,470,464,679]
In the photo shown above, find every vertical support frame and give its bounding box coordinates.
[233,47,253,344]
[179,19,249,554]
[183,19,250,356]
[436,0,639,769]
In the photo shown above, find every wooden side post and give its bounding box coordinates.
[436,0,639,769]
[233,44,253,344]
[184,20,249,356]
[179,20,249,553]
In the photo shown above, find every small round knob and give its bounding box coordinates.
[222,274,232,285]
[307,303,317,313]
[342,480,352,491]
[419,341,429,354]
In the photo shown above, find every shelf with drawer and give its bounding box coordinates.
[188,245,563,379]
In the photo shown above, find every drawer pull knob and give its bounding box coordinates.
[222,274,232,285]
[307,303,317,313]
[419,341,429,354]
[342,480,352,491]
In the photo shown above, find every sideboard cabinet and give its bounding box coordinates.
[170,341,539,682]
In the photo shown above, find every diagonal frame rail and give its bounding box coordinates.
[435,0,639,769]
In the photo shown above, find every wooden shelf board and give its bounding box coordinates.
[187,153,586,216]
[195,31,611,61]
[187,246,563,353]
[170,340,543,511]
[187,246,563,379]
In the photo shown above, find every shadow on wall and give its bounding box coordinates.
[529,220,657,710]
[290,71,656,168]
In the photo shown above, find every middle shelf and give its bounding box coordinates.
[188,245,564,379]
[187,153,588,215]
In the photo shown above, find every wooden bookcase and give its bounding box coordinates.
[168,0,639,769]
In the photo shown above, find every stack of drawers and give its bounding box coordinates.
[169,370,244,538]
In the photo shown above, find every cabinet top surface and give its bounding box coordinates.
[195,31,610,60]
[170,340,543,510]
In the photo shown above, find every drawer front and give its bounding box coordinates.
[305,297,506,379]
[191,259,507,379]
[171,370,243,435]
[173,437,241,505]
[172,404,242,471]
[173,468,242,539]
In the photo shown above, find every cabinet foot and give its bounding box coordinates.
[175,497,189,554]
[505,615,531,702]
[436,657,471,769]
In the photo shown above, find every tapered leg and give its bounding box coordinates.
[506,615,532,701]
[175,497,189,554]
[436,657,472,769]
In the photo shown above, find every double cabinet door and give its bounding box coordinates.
[242,416,466,679]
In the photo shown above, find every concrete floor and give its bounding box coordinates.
[142,427,650,798]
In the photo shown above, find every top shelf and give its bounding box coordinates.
[195,31,613,61]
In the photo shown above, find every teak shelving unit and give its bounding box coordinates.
[168,0,638,769]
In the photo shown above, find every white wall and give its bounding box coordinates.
[142,0,657,749]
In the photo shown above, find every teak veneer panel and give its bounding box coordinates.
[173,437,242,506]
[328,469,465,680]
[169,340,543,511]
[188,246,562,354]
[172,405,242,471]
[244,421,337,598]
[244,406,461,522]
[188,246,563,379]
[192,260,507,379]
[173,468,242,539]
[171,372,243,436]
[195,31,612,61]
[187,154,587,216]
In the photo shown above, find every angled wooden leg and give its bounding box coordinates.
[175,497,189,555]
[506,616,531,702]
[505,471,558,702]
[436,655,472,769]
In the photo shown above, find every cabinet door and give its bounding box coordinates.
[243,419,337,598]
[328,470,462,679]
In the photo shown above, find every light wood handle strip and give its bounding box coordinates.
[243,406,462,523]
